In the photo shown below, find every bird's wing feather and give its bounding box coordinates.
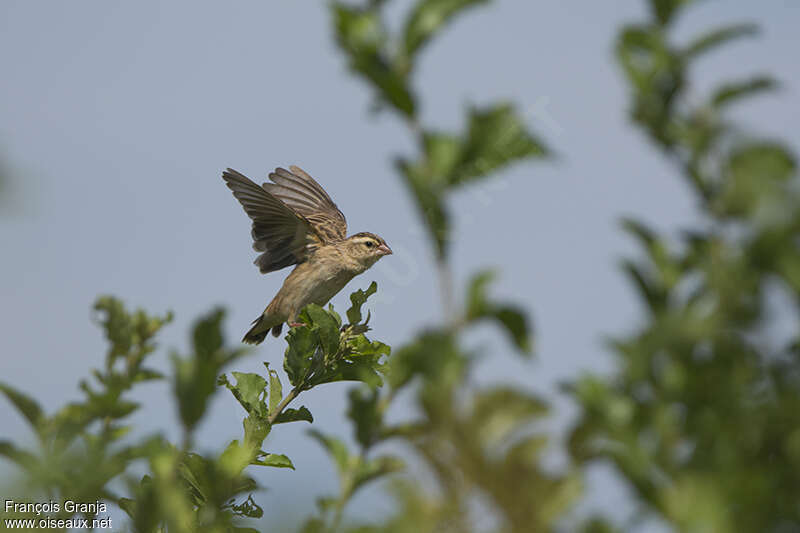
[263,166,347,242]
[223,168,321,274]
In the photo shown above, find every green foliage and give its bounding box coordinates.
[332,2,415,116]
[396,102,547,258]
[0,285,393,532]
[174,309,247,434]
[332,0,546,260]
[281,294,390,391]
[4,0,795,532]
[402,0,487,60]
[322,1,561,531]
[569,0,800,531]
[466,270,532,353]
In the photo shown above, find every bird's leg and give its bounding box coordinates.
[289,322,306,328]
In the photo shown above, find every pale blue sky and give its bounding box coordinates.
[1,1,798,529]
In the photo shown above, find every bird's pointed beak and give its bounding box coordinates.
[377,243,393,256]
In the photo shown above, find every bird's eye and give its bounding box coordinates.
[365,241,375,248]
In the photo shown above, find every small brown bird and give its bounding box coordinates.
[222,165,392,344]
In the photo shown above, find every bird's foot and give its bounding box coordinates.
[288,322,306,328]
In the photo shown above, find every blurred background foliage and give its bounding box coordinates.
[568,1,800,531]
[1,0,798,532]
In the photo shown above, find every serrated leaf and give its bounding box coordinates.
[303,304,341,356]
[253,452,295,470]
[231,495,264,520]
[313,359,384,388]
[347,282,378,325]
[273,406,314,424]
[348,335,391,358]
[284,326,316,387]
[451,103,548,186]
[221,372,268,419]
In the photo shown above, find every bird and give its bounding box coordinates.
[222,165,392,344]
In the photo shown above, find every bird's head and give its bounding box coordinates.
[342,232,393,270]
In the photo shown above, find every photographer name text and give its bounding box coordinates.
[4,499,112,529]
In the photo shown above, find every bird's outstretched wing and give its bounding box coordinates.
[223,168,321,274]
[263,166,348,242]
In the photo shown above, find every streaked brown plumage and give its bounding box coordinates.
[222,166,392,344]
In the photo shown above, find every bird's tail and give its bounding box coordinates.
[242,313,284,345]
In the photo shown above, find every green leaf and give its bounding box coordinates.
[620,259,667,313]
[0,383,42,430]
[192,307,225,359]
[465,271,533,354]
[174,308,245,432]
[253,452,295,470]
[648,0,692,26]
[348,387,382,448]
[348,335,392,358]
[0,440,38,470]
[302,304,341,356]
[273,406,314,424]
[332,2,416,116]
[243,415,270,452]
[491,306,532,353]
[684,23,758,59]
[267,365,282,415]
[396,157,450,259]
[231,372,268,416]
[230,495,264,520]
[308,430,351,474]
[352,455,405,494]
[450,103,548,186]
[388,331,464,391]
[471,387,549,446]
[403,0,488,58]
[132,367,165,382]
[310,357,384,388]
[300,517,327,533]
[284,325,316,387]
[219,440,254,475]
[711,76,777,109]
[347,282,378,325]
[729,142,795,182]
[716,142,797,216]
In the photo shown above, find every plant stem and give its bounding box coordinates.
[267,387,301,425]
